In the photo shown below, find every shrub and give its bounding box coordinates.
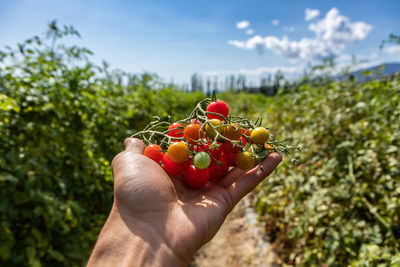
[253,76,400,265]
[0,22,204,266]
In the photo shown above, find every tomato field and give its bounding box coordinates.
[1,25,399,266]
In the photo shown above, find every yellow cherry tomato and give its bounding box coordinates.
[205,119,224,139]
[235,151,255,170]
[250,127,269,145]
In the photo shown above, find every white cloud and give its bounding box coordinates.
[272,20,280,26]
[228,35,264,50]
[236,20,250,29]
[245,29,254,35]
[384,45,400,54]
[264,36,335,61]
[229,7,372,62]
[309,7,371,44]
[228,40,245,48]
[203,65,303,76]
[283,26,296,33]
[305,8,320,21]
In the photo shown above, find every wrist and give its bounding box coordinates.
[87,205,187,267]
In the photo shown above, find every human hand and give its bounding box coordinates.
[87,138,281,267]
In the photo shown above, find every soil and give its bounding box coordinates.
[189,197,282,267]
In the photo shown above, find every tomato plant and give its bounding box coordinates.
[144,144,163,163]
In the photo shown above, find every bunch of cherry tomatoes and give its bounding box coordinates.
[134,95,280,189]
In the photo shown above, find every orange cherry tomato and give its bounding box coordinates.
[223,123,241,140]
[184,124,203,144]
[167,142,190,163]
[264,144,275,152]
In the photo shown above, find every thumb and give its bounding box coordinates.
[124,138,145,154]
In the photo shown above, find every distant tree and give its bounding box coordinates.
[224,76,229,91]
[239,74,247,91]
[190,73,203,92]
[206,77,211,96]
[229,75,235,91]
[272,70,284,95]
[380,33,400,49]
[213,76,218,92]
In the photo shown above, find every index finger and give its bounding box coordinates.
[225,152,282,204]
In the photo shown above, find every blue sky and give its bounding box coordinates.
[1,0,399,85]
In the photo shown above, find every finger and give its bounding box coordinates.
[226,152,282,204]
[124,138,144,154]
[111,138,144,171]
[218,167,246,188]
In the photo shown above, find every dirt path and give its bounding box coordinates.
[189,197,281,267]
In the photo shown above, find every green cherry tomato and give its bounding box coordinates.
[193,151,211,170]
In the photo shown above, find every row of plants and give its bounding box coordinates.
[243,75,400,265]
[0,23,204,266]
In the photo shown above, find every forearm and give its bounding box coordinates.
[87,206,186,267]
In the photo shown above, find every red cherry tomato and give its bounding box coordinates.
[190,118,203,126]
[144,144,163,163]
[209,159,229,181]
[220,141,240,155]
[196,143,223,166]
[225,152,238,167]
[206,100,229,120]
[162,153,190,176]
[167,122,184,142]
[183,165,210,189]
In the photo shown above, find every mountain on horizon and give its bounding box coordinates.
[349,62,400,82]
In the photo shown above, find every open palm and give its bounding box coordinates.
[88,138,281,266]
